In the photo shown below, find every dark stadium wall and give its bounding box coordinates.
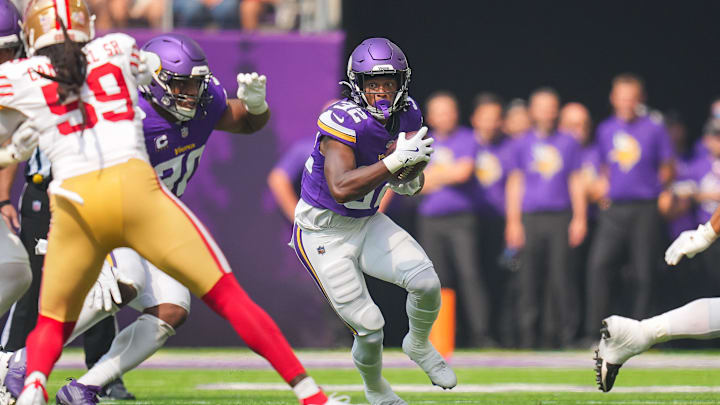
[343,0,720,142]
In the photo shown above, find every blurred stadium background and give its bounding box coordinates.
[4,3,720,402]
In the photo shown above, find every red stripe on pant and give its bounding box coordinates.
[25,315,76,378]
[202,273,306,384]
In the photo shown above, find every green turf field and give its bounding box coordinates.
[44,349,720,404]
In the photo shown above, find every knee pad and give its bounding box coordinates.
[407,269,441,298]
[324,259,363,304]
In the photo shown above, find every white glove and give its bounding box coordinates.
[0,119,39,166]
[665,221,718,265]
[390,175,423,196]
[236,72,268,115]
[136,50,161,87]
[89,263,123,312]
[382,126,434,173]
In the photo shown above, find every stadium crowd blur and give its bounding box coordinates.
[269,74,720,350]
[8,0,341,31]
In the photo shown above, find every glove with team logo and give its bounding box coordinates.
[382,126,434,173]
[89,263,123,312]
[665,221,718,265]
[236,72,268,115]
[389,175,423,196]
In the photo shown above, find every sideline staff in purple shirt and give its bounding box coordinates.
[505,87,587,348]
[419,91,495,346]
[584,73,675,340]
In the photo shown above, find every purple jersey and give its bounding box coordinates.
[140,77,228,197]
[418,126,477,217]
[514,130,581,213]
[686,154,720,224]
[596,115,674,202]
[474,134,516,217]
[300,98,423,218]
[667,156,700,238]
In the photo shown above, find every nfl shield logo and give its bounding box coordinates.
[32,200,42,212]
[181,127,189,138]
[317,245,326,255]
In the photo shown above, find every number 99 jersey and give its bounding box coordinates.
[0,33,148,180]
[300,97,422,218]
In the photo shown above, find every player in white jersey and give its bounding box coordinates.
[0,0,32,325]
[0,1,353,405]
[595,207,720,392]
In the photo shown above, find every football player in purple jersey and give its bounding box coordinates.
[2,33,349,405]
[291,38,456,405]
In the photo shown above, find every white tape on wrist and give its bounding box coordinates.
[245,100,268,115]
[382,154,403,173]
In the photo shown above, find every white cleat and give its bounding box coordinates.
[364,378,406,405]
[401,334,457,389]
[594,315,654,392]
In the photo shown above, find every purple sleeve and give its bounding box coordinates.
[316,105,362,149]
[567,136,582,172]
[508,137,523,172]
[455,128,477,160]
[595,124,608,165]
[656,123,675,163]
[274,139,314,180]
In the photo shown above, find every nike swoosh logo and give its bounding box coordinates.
[400,148,420,152]
[332,112,345,123]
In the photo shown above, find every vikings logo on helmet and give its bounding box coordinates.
[342,37,411,120]
[140,33,213,122]
[0,0,22,57]
[21,0,95,56]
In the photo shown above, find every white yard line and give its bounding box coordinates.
[196,382,720,393]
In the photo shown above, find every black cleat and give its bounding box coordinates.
[99,378,135,401]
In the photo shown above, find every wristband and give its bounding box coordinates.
[0,200,10,209]
[382,154,403,173]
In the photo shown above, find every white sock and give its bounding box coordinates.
[352,330,385,392]
[0,262,31,317]
[65,293,119,344]
[641,298,720,343]
[78,314,174,387]
[292,376,320,400]
[23,371,46,387]
[405,270,441,351]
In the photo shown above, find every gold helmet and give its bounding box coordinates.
[21,0,94,56]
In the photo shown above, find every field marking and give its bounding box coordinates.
[196,382,720,393]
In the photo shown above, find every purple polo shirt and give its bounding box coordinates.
[596,115,674,202]
[667,156,699,238]
[473,134,517,217]
[687,154,720,224]
[513,129,581,213]
[419,126,478,217]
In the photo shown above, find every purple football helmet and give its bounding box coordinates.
[0,0,21,58]
[343,37,411,120]
[140,33,213,122]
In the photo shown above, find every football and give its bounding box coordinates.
[386,130,429,186]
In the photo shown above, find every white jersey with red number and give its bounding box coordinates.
[0,33,148,180]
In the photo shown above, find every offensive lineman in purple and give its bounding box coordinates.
[139,33,270,197]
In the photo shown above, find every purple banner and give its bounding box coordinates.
[148,30,346,346]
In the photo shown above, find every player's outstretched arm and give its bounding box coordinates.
[666,206,720,265]
[216,72,270,134]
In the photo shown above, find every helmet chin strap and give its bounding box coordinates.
[375,99,391,120]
